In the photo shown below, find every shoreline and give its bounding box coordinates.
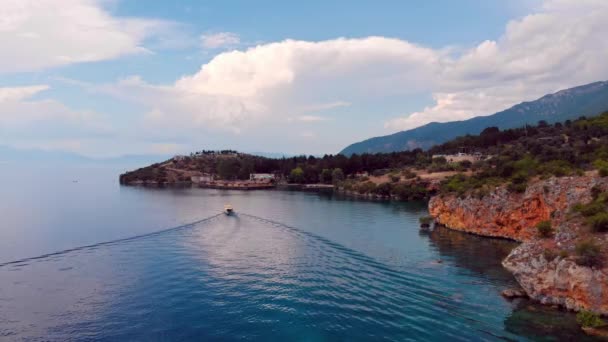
[428,175,608,319]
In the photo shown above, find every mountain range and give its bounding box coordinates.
[340,81,608,155]
[0,145,170,167]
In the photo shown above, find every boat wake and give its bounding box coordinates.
[0,213,222,268]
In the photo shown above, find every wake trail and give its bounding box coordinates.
[238,212,508,332]
[0,213,223,268]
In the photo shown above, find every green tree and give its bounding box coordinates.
[320,169,333,184]
[217,159,240,180]
[238,159,254,180]
[331,168,345,184]
[290,167,305,183]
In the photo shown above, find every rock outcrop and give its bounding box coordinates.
[429,175,608,314]
[429,176,605,242]
[503,240,608,315]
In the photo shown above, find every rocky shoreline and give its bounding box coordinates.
[429,175,608,316]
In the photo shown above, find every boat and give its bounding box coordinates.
[224,204,234,215]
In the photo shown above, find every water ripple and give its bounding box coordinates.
[0,210,587,341]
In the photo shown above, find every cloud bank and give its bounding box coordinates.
[107,0,608,138]
[3,0,608,156]
[0,0,169,73]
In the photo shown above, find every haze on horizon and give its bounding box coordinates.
[1,0,607,158]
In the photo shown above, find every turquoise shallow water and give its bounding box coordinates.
[0,165,593,340]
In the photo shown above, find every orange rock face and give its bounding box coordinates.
[429,175,608,314]
[429,176,602,242]
[503,242,608,315]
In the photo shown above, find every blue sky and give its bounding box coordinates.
[1,0,606,157]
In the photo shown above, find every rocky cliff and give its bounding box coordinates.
[429,175,608,315]
[503,240,608,315]
[429,176,605,242]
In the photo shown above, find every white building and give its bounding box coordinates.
[250,173,275,181]
[191,174,214,183]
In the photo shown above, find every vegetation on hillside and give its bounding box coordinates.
[340,81,608,155]
[120,112,608,202]
[437,113,608,196]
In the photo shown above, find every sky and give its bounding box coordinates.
[1,0,608,157]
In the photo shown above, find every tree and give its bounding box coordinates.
[290,167,304,183]
[331,168,345,184]
[217,159,240,180]
[320,169,333,184]
[238,159,254,180]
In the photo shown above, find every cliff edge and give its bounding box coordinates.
[429,175,608,314]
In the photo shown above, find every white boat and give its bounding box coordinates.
[224,204,234,215]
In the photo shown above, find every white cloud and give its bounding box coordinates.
[28,0,606,156]
[201,32,240,49]
[295,115,329,122]
[0,85,112,151]
[0,0,170,73]
[0,85,49,102]
[387,0,608,130]
[113,0,608,140]
[101,37,439,136]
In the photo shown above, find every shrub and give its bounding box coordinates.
[573,201,605,217]
[559,250,569,258]
[588,212,608,232]
[536,221,553,238]
[543,248,557,261]
[419,216,433,227]
[593,159,608,177]
[576,310,605,328]
[402,169,417,179]
[458,160,473,169]
[507,182,528,193]
[356,181,376,194]
[575,239,602,267]
[591,185,603,200]
[389,174,401,183]
[374,182,392,196]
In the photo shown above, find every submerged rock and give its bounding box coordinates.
[582,326,608,339]
[502,288,528,299]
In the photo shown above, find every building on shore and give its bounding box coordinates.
[191,174,214,183]
[249,173,275,181]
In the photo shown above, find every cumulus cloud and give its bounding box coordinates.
[101,37,439,135]
[105,0,608,140]
[0,0,170,73]
[201,32,240,49]
[387,0,608,130]
[22,0,605,155]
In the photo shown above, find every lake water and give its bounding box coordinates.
[0,164,592,340]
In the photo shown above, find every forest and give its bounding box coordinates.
[120,112,608,196]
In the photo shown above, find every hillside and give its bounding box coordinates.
[340,81,608,155]
[121,112,608,200]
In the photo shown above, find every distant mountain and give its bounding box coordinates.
[340,81,608,155]
[0,145,169,167]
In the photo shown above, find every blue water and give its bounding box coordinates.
[0,164,592,340]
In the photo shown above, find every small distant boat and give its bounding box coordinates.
[224,204,234,215]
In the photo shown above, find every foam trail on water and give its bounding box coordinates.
[0,213,223,267]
